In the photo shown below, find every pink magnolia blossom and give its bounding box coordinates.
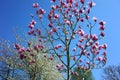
[31,20,36,25]
[31,59,36,63]
[99,20,106,25]
[36,8,45,15]
[73,47,76,52]
[36,29,41,35]
[86,61,90,64]
[19,54,26,59]
[28,30,34,35]
[100,32,105,37]
[88,1,96,8]
[66,0,73,4]
[61,64,64,68]
[28,24,34,29]
[77,29,84,36]
[102,44,107,50]
[97,56,103,61]
[49,56,54,60]
[14,43,20,50]
[80,0,85,4]
[64,19,70,25]
[26,48,31,52]
[32,3,39,8]
[72,56,76,61]
[54,14,59,19]
[48,22,53,27]
[100,25,105,30]
[30,53,34,56]
[92,17,97,22]
[103,52,106,56]
[18,64,22,67]
[79,9,84,13]
[92,34,98,41]
[51,0,56,2]
[102,58,106,63]
[18,47,25,54]
[71,72,78,76]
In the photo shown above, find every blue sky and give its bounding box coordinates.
[0,0,120,80]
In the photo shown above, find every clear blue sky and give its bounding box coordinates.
[0,0,120,80]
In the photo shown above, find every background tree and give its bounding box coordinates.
[0,36,64,80]
[0,39,19,80]
[26,0,107,80]
[102,65,120,80]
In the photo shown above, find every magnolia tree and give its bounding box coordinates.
[18,0,107,80]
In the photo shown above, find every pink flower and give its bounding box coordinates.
[50,28,56,33]
[72,56,76,61]
[72,9,77,13]
[89,40,93,45]
[86,61,90,64]
[48,23,53,27]
[97,56,103,61]
[86,15,89,20]
[100,25,105,30]
[20,54,26,59]
[79,9,84,13]
[18,47,25,54]
[71,72,78,76]
[54,14,59,19]
[102,58,106,63]
[79,59,82,62]
[66,0,73,4]
[103,52,106,56]
[102,44,107,50]
[57,44,62,48]
[100,32,105,37]
[32,3,39,8]
[73,47,76,52]
[51,0,56,2]
[99,20,106,25]
[77,44,83,49]
[14,43,20,50]
[79,37,84,43]
[31,59,36,63]
[34,45,39,52]
[54,44,62,49]
[38,38,42,42]
[80,0,85,4]
[30,53,34,56]
[18,64,22,67]
[92,17,97,22]
[75,2,78,7]
[26,48,31,52]
[80,18,84,22]
[64,19,70,25]
[36,8,45,15]
[36,29,41,35]
[88,1,96,8]
[61,64,64,68]
[28,30,34,35]
[31,20,36,25]
[28,24,34,29]
[92,34,98,41]
[98,46,102,50]
[49,56,54,60]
